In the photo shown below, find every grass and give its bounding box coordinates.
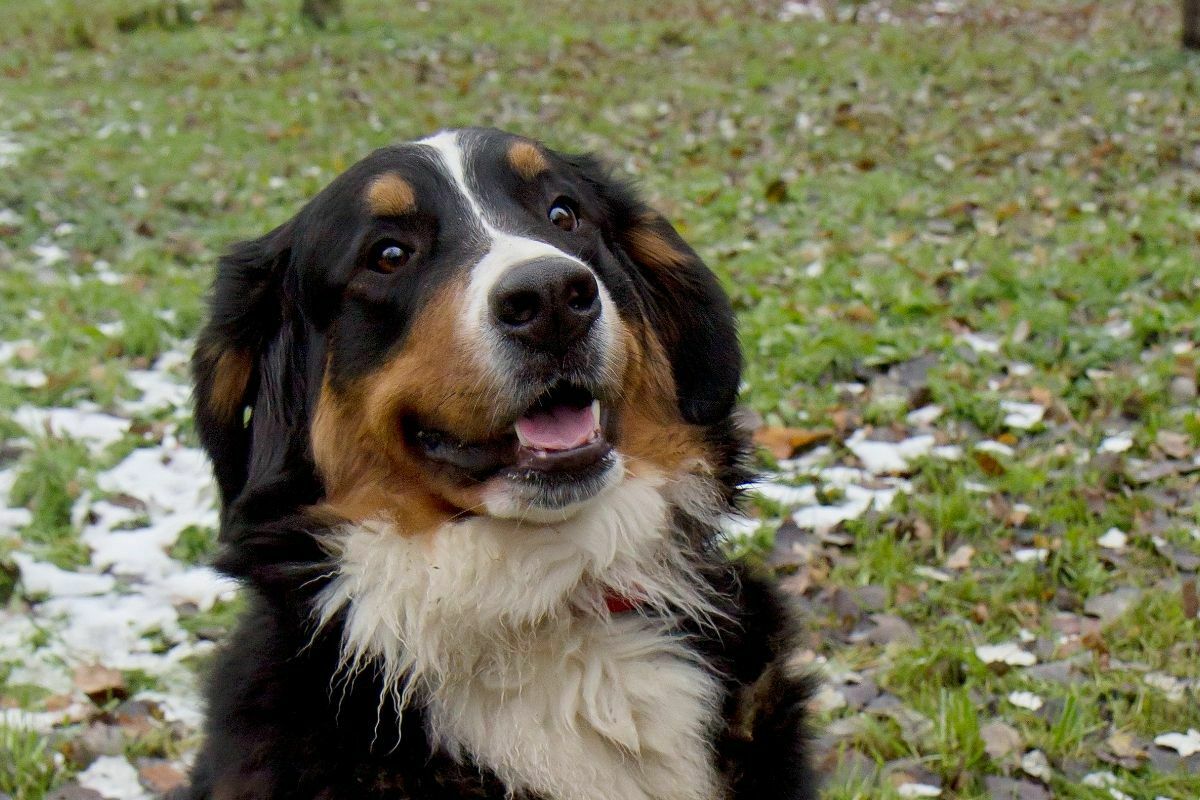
[0,0,1198,796]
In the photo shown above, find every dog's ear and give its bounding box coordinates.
[192,220,322,521]
[566,154,742,425]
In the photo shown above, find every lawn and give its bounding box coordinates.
[0,0,1198,798]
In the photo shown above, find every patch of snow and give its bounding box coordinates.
[931,444,963,460]
[6,368,48,388]
[78,755,152,800]
[1001,400,1045,429]
[1013,548,1049,564]
[0,506,33,534]
[1103,318,1134,339]
[13,405,129,454]
[792,484,898,531]
[1021,750,1053,781]
[1144,673,1189,703]
[976,642,1037,667]
[1,704,91,734]
[1008,691,1044,711]
[12,554,116,598]
[0,339,34,364]
[1098,433,1134,454]
[1154,729,1200,758]
[0,134,23,168]
[1097,527,1128,551]
[846,431,935,474]
[906,404,944,427]
[30,239,69,266]
[122,368,192,415]
[959,332,1002,354]
[975,440,1015,457]
[1082,772,1133,800]
[752,481,818,507]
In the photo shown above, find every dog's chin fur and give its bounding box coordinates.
[314,472,725,800]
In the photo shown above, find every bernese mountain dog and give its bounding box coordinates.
[183,128,816,800]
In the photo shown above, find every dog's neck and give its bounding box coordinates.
[313,474,726,800]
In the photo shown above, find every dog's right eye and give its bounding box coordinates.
[370,240,412,274]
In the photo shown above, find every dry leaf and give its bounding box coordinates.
[945,544,975,571]
[1155,430,1192,459]
[973,450,1006,476]
[752,426,833,460]
[981,720,1023,759]
[73,664,127,703]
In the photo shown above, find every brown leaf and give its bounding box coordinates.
[73,664,127,704]
[1183,579,1198,620]
[138,759,186,794]
[973,450,1007,477]
[752,427,833,460]
[763,178,790,204]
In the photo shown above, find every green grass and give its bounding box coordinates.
[1,0,1199,796]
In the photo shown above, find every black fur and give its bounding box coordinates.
[182,129,816,800]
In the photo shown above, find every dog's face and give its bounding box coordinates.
[193,128,740,532]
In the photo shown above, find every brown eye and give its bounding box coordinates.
[548,200,578,231]
[372,242,411,273]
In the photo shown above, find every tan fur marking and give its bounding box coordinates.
[365,173,417,217]
[506,140,549,180]
[615,320,710,478]
[310,278,492,531]
[207,348,253,421]
[625,216,691,270]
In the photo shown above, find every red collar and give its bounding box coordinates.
[603,592,642,615]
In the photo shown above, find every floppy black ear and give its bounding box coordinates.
[192,220,321,522]
[568,154,742,425]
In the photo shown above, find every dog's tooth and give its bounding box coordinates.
[591,399,601,430]
[516,425,530,447]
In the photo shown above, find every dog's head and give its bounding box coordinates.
[193,128,741,533]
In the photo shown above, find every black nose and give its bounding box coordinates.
[489,258,600,354]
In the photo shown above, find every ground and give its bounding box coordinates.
[0,0,1198,798]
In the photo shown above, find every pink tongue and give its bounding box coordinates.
[515,404,596,451]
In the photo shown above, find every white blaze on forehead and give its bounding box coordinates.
[418,130,620,388]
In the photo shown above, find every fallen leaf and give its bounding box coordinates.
[981,720,1022,760]
[984,776,1050,800]
[945,544,976,570]
[1155,430,1193,459]
[1084,588,1142,626]
[752,426,833,460]
[137,759,186,794]
[73,664,127,704]
[973,450,1006,476]
[1183,579,1198,620]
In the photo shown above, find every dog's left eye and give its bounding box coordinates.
[548,200,578,232]
[371,241,412,273]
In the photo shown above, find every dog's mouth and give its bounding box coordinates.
[409,382,616,488]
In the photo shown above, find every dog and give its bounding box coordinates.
[183,128,816,800]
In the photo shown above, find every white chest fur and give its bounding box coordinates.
[313,477,724,800]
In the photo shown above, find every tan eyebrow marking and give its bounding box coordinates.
[626,214,691,269]
[506,140,549,180]
[366,173,417,216]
